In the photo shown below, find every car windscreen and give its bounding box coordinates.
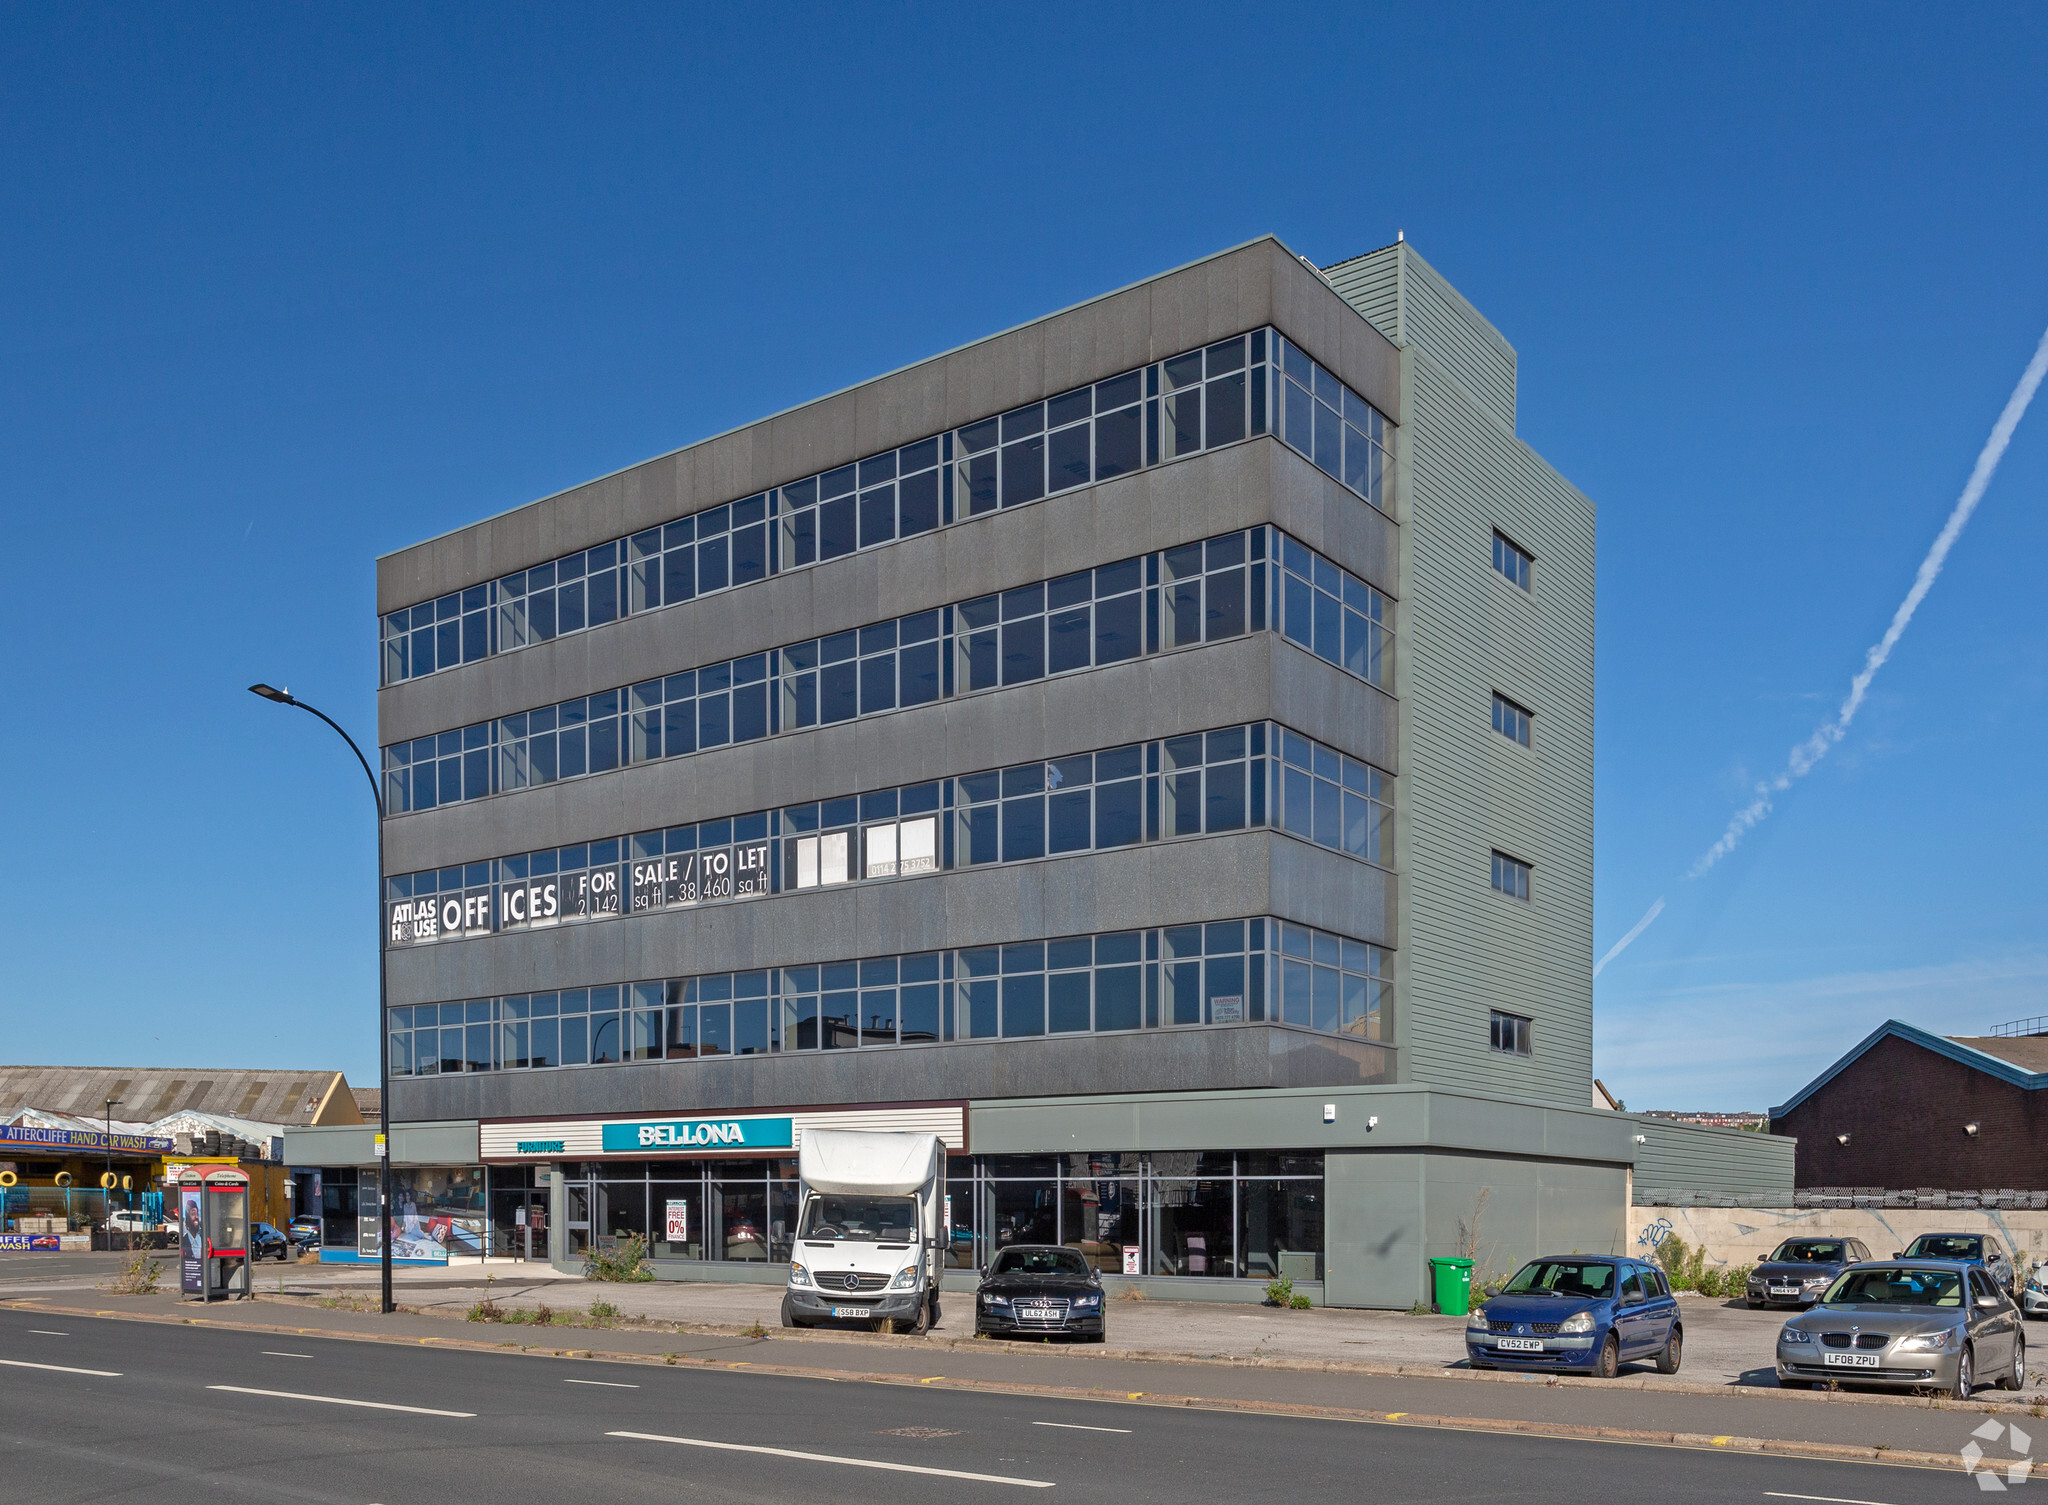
[1500,1260,1616,1298]
[1904,1235,1982,1260]
[989,1247,1091,1277]
[1823,1266,1963,1306]
[797,1194,919,1242]
[1768,1240,1846,1263]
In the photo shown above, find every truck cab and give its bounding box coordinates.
[782,1129,943,1333]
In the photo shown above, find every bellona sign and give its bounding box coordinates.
[600,1117,795,1152]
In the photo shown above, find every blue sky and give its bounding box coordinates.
[2,5,2044,1110]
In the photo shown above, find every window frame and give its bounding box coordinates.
[1490,850,1532,902]
[1489,1009,1533,1057]
[1491,692,1533,748]
[1491,530,1533,592]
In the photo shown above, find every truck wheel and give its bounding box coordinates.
[909,1299,930,1336]
[779,1296,798,1329]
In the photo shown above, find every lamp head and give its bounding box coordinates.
[248,683,294,704]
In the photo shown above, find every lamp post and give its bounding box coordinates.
[249,683,394,1316]
[104,1097,121,1253]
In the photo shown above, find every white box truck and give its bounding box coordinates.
[781,1128,943,1333]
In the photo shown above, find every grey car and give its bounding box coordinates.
[1776,1260,2026,1398]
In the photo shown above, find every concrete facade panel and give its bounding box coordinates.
[385,829,1394,1009]
[390,1023,1393,1125]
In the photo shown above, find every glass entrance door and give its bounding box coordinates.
[487,1185,545,1259]
[565,1182,591,1258]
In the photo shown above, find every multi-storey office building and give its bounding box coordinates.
[343,236,1780,1306]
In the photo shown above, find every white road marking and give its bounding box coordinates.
[608,1431,1056,1487]
[262,1352,315,1358]
[0,1357,120,1377]
[1031,1421,1131,1434]
[207,1385,474,1417]
[565,1378,639,1388]
[1764,1493,1905,1505]
[26,1330,67,1336]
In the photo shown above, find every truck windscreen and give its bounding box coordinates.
[799,1194,919,1242]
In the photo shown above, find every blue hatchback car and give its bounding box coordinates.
[1465,1256,1683,1378]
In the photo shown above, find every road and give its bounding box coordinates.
[0,1307,2011,1504]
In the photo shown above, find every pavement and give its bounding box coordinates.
[0,1249,1881,1388]
[0,1304,2022,1504]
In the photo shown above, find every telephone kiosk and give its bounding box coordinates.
[177,1167,253,1302]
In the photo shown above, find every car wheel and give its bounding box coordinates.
[1656,1327,1683,1375]
[1591,1334,1620,1380]
[2005,1333,2027,1391]
[1953,1344,1975,1400]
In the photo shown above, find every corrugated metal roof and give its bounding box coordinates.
[0,1067,357,1127]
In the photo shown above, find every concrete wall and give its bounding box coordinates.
[1630,1203,2048,1272]
[377,237,1400,616]
[282,1120,479,1167]
[397,1022,1392,1123]
[379,440,1398,762]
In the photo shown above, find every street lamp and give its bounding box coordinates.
[104,1098,121,1253]
[248,683,394,1316]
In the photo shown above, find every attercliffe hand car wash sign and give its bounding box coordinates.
[600,1117,795,1152]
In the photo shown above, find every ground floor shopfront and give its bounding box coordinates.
[292,1084,1785,1305]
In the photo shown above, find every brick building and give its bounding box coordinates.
[1771,1021,2048,1192]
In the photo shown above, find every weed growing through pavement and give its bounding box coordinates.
[584,1235,656,1283]
[108,1251,163,1295]
[587,1299,622,1327]
[1264,1276,1295,1308]
[467,1274,505,1322]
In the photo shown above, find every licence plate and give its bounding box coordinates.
[1018,1304,1060,1320]
[1823,1352,1880,1368]
[830,1306,870,1319]
[1496,1337,1543,1351]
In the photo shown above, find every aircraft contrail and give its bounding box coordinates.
[1594,320,2048,976]
[1593,896,1664,978]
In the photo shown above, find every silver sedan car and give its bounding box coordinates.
[1776,1260,2026,1398]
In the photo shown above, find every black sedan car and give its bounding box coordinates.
[1746,1237,1873,1309]
[250,1222,293,1261]
[974,1245,1106,1341]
